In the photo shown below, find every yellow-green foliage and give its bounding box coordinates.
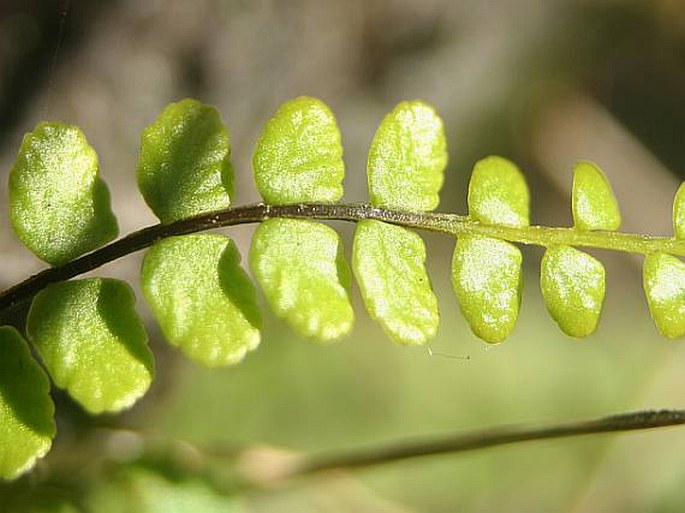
[3,96,685,480]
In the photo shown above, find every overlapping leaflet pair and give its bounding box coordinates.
[544,163,685,342]
[4,94,685,480]
[539,161,619,339]
[252,97,448,345]
[454,158,613,342]
[458,158,685,342]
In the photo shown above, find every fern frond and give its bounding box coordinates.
[2,96,685,479]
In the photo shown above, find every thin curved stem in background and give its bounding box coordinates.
[276,409,685,481]
[2,202,685,315]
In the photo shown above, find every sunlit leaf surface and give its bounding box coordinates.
[541,245,606,338]
[572,161,621,231]
[643,252,685,339]
[353,219,439,345]
[142,234,261,367]
[452,236,522,343]
[28,279,154,413]
[0,327,55,480]
[468,156,529,227]
[250,218,353,342]
[367,100,447,211]
[137,98,234,223]
[9,122,118,265]
[253,96,344,204]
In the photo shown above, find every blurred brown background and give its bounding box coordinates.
[1,1,685,512]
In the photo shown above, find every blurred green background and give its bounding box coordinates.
[1,0,685,511]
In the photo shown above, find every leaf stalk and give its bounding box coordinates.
[1,202,683,315]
